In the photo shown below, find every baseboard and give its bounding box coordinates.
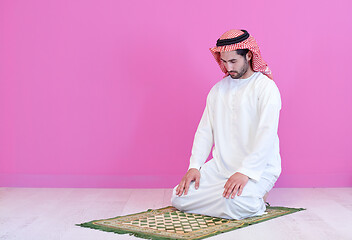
[0,173,350,188]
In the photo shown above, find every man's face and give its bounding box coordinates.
[220,51,249,79]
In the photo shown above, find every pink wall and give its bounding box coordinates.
[1,0,351,188]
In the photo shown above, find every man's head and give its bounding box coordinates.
[209,29,273,80]
[220,49,253,79]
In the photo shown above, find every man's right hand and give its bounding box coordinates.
[175,168,201,197]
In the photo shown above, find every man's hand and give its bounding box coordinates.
[175,168,200,197]
[223,172,249,199]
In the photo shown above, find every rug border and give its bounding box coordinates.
[76,206,306,240]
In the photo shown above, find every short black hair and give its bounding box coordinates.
[235,49,250,58]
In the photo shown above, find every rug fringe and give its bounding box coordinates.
[76,222,176,240]
[76,206,306,240]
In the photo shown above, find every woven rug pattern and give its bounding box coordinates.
[77,205,305,240]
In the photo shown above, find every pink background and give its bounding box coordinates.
[1,0,351,188]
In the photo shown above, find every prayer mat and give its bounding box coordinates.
[76,204,305,240]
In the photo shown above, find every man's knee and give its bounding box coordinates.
[171,187,181,209]
[170,184,199,211]
[171,185,189,210]
[227,195,265,219]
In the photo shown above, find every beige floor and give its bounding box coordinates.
[0,187,351,240]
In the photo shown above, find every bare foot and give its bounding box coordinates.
[263,192,269,202]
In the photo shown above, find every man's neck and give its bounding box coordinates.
[240,67,255,79]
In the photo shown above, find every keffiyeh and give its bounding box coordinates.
[210,29,273,80]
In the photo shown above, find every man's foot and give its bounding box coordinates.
[263,192,269,202]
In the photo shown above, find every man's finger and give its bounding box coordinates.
[223,180,231,196]
[177,182,185,196]
[177,187,184,196]
[222,187,228,197]
[176,183,182,194]
[225,187,233,198]
[237,185,244,196]
[184,180,191,195]
[223,185,232,197]
[224,184,235,198]
[231,184,240,198]
[195,177,200,190]
[230,185,239,199]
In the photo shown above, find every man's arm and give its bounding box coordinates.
[223,80,281,198]
[188,91,215,170]
[176,91,215,196]
[236,80,282,182]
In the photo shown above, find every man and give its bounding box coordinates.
[171,29,282,220]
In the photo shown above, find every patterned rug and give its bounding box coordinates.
[76,204,305,240]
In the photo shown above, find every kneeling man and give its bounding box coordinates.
[171,29,282,220]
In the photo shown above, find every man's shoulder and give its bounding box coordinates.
[253,72,272,84]
[252,72,279,91]
[210,75,230,91]
[252,73,281,104]
[205,76,229,102]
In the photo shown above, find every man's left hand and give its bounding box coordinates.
[223,172,249,199]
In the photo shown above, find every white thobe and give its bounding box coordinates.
[171,71,282,220]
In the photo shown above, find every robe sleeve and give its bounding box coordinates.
[188,90,214,171]
[236,80,282,181]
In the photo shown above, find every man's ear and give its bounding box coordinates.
[246,51,253,61]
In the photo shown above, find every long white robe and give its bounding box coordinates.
[171,71,282,220]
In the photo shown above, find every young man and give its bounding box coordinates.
[171,29,282,220]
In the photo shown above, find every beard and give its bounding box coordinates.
[228,60,249,79]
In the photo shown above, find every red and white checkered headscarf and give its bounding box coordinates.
[209,29,273,80]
